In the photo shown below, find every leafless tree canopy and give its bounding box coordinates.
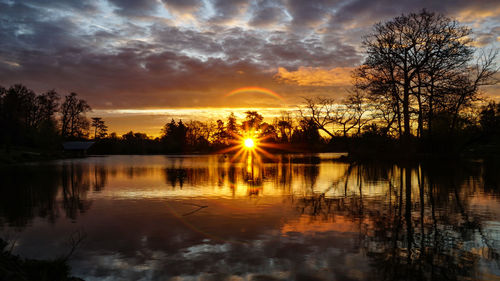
[352,9,498,140]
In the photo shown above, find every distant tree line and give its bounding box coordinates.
[0,83,327,155]
[90,110,324,154]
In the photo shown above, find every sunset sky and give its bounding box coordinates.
[1,0,500,136]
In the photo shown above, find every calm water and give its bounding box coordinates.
[1,154,500,281]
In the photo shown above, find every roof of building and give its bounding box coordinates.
[62,141,95,151]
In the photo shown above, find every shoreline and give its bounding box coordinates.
[3,148,499,166]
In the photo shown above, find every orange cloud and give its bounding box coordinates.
[455,6,500,23]
[274,66,354,86]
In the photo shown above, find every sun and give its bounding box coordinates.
[244,138,255,148]
[217,130,282,163]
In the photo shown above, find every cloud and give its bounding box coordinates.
[285,0,336,30]
[274,66,353,86]
[12,0,98,13]
[472,33,496,47]
[0,0,499,113]
[107,0,161,17]
[209,0,250,24]
[162,0,203,13]
[248,0,287,27]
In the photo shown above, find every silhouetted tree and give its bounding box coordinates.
[242,111,263,133]
[161,119,188,152]
[301,93,372,138]
[185,120,214,151]
[259,122,278,142]
[226,112,238,138]
[291,118,322,146]
[480,102,500,134]
[213,119,226,145]
[61,93,91,139]
[275,111,294,143]
[354,9,498,146]
[300,97,336,138]
[0,84,60,148]
[91,117,108,139]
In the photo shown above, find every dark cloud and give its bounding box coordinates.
[327,0,500,30]
[107,0,160,17]
[286,0,338,29]
[0,0,499,111]
[248,0,286,27]
[151,24,222,55]
[209,0,249,23]
[162,0,203,13]
[12,0,98,13]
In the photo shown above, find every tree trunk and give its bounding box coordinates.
[403,81,411,142]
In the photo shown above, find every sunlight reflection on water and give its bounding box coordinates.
[1,154,499,281]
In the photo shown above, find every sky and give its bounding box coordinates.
[1,0,500,136]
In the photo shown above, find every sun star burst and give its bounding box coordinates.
[244,138,255,148]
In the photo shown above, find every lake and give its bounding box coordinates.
[1,154,500,281]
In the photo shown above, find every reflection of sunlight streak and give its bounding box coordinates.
[217,131,280,165]
[255,146,277,161]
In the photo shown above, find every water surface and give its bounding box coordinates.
[1,154,499,281]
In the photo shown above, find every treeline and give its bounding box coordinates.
[0,83,326,155]
[90,111,324,154]
[0,84,92,151]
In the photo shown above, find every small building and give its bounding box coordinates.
[62,141,95,156]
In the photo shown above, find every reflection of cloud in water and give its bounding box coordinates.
[70,233,369,281]
[1,155,500,280]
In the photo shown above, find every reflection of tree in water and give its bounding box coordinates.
[93,165,107,192]
[160,156,336,196]
[60,164,92,221]
[0,166,60,227]
[165,168,187,188]
[292,161,500,281]
[124,167,153,179]
[0,163,108,227]
[483,158,500,192]
[278,155,292,189]
[302,164,320,193]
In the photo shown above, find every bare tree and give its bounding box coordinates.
[61,93,91,139]
[300,97,336,138]
[275,111,294,142]
[300,92,372,138]
[353,10,494,143]
[335,91,371,137]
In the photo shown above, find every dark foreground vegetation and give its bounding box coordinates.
[0,238,83,281]
[1,10,499,162]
